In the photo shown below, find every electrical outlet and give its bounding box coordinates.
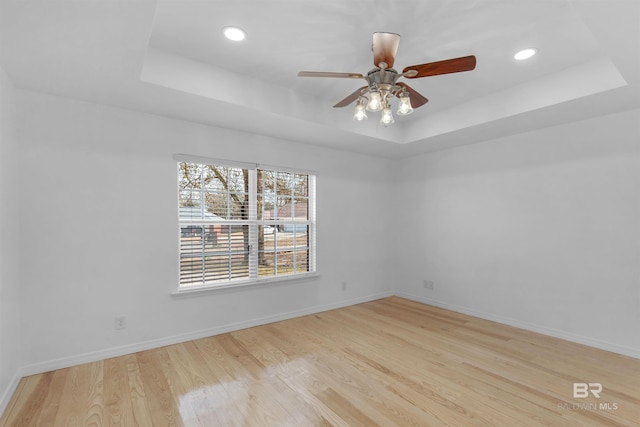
[423,280,434,290]
[341,281,347,291]
[115,316,127,330]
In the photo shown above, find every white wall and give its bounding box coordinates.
[395,109,640,357]
[0,68,21,410]
[14,90,395,373]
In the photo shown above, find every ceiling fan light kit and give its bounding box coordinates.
[298,32,477,126]
[353,82,412,125]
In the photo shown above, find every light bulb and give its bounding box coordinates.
[366,90,382,112]
[380,107,394,126]
[397,93,413,115]
[353,98,368,121]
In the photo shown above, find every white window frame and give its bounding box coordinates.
[173,154,317,294]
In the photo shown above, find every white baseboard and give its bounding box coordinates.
[396,291,640,359]
[0,373,21,418]
[19,291,394,378]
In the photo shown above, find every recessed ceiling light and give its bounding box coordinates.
[223,26,246,42]
[514,48,537,60]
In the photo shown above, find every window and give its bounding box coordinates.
[175,154,316,290]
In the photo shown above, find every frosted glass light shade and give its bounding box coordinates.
[380,107,394,126]
[397,93,413,115]
[366,90,382,112]
[353,98,368,121]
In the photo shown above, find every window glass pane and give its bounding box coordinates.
[204,191,228,219]
[229,192,248,220]
[179,190,203,217]
[258,169,275,221]
[259,191,275,221]
[257,169,274,192]
[180,257,204,285]
[275,249,294,275]
[207,226,249,281]
[179,224,205,284]
[294,174,308,196]
[227,168,247,193]
[198,165,249,220]
[277,226,307,248]
[204,191,247,220]
[251,223,309,281]
[277,171,292,194]
[258,222,275,277]
[275,196,292,219]
[178,162,202,191]
[203,254,233,281]
[292,198,308,220]
[179,223,231,284]
[202,166,242,191]
[180,224,205,239]
[294,249,309,273]
[202,165,225,191]
[258,250,275,277]
[215,225,247,251]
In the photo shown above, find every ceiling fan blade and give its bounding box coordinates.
[333,86,368,108]
[402,55,476,78]
[298,71,364,79]
[396,82,429,108]
[373,32,400,68]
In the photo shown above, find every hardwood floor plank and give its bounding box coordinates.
[123,353,153,427]
[315,387,380,427]
[103,356,134,426]
[165,341,235,426]
[35,369,68,427]
[52,361,103,427]
[275,364,352,427]
[1,373,51,426]
[192,336,273,426]
[2,297,638,426]
[136,349,184,427]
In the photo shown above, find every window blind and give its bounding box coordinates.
[176,156,316,289]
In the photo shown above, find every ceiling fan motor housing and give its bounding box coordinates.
[368,67,400,91]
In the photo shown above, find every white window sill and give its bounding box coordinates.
[171,272,319,296]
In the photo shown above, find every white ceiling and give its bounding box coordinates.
[1,0,639,158]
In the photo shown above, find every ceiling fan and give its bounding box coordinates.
[298,32,476,125]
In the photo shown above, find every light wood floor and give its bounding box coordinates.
[2,297,639,426]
